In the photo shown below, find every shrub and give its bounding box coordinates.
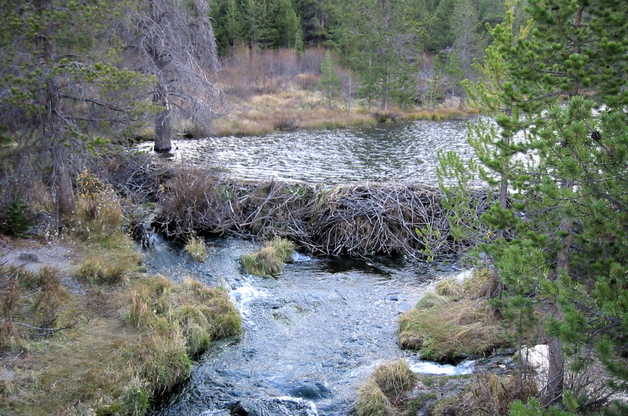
[2,199,32,236]
[184,234,208,262]
[240,238,295,277]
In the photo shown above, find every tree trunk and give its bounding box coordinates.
[153,80,172,153]
[544,208,574,406]
[545,307,565,406]
[53,149,75,219]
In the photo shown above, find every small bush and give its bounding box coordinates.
[2,199,32,236]
[240,238,295,277]
[184,234,208,262]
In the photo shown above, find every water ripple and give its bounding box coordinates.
[138,120,474,186]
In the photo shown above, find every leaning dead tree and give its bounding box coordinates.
[124,0,222,152]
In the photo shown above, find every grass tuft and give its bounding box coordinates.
[356,379,395,416]
[240,238,295,277]
[435,278,464,299]
[430,373,537,416]
[399,270,509,362]
[356,360,416,416]
[77,247,142,285]
[184,234,208,262]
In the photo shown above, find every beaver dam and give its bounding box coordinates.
[146,121,486,259]
[155,171,488,259]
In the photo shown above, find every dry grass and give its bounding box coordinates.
[77,245,143,285]
[356,380,395,416]
[240,238,295,278]
[1,273,241,416]
[0,266,76,351]
[431,373,537,416]
[212,84,475,137]
[356,360,417,416]
[1,171,241,415]
[399,270,509,362]
[183,234,208,262]
[73,171,144,284]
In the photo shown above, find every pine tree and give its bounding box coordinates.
[320,50,339,107]
[335,0,420,109]
[0,0,150,219]
[439,0,627,412]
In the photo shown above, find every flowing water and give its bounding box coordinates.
[142,120,479,415]
[147,237,474,416]
[138,119,474,186]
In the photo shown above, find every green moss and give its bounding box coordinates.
[240,238,295,277]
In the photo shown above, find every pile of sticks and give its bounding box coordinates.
[156,169,487,258]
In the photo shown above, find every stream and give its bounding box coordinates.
[146,238,474,416]
[142,120,478,415]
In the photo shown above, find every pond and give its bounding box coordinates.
[138,120,474,186]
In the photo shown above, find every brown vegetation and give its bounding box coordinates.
[156,170,489,258]
[0,171,241,416]
[430,373,537,416]
[210,47,476,137]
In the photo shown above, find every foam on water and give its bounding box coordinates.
[409,359,475,376]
